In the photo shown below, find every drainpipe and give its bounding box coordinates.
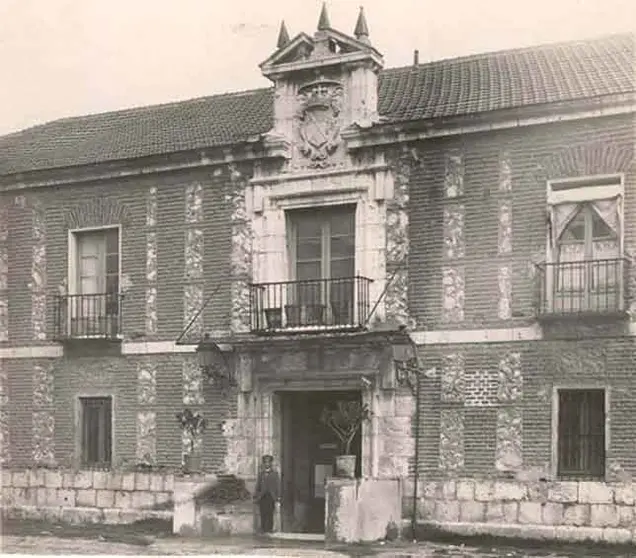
[400,329,422,540]
[410,353,422,540]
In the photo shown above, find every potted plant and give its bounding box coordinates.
[177,408,207,473]
[320,400,371,479]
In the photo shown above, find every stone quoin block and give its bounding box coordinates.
[107,473,123,491]
[115,491,133,509]
[456,480,475,501]
[614,483,634,505]
[547,482,579,503]
[590,504,620,528]
[494,481,527,501]
[579,482,614,504]
[76,489,96,507]
[616,505,633,528]
[562,504,590,526]
[74,471,93,490]
[150,474,164,492]
[518,502,543,524]
[602,528,632,545]
[541,502,564,525]
[417,499,437,520]
[96,489,116,509]
[435,500,460,523]
[441,480,457,500]
[485,502,519,523]
[132,490,155,509]
[44,470,63,489]
[474,481,495,502]
[36,487,47,505]
[135,472,151,491]
[12,472,27,488]
[103,508,122,524]
[460,501,486,522]
[92,471,108,491]
[121,473,135,492]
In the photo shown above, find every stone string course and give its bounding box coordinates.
[417,479,636,544]
[1,469,174,525]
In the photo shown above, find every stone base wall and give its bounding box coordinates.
[416,478,635,545]
[1,468,174,525]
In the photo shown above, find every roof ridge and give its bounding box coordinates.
[386,30,634,72]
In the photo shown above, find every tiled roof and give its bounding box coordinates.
[1,32,633,177]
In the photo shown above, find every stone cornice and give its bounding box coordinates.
[342,93,636,149]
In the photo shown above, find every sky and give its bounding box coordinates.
[1,0,634,136]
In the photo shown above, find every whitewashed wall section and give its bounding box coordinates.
[226,165,252,334]
[136,362,157,465]
[184,184,204,338]
[498,151,513,320]
[32,363,55,465]
[31,202,47,341]
[145,187,158,336]
[385,154,412,326]
[442,150,465,323]
[182,357,204,460]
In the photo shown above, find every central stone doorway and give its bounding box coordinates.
[279,389,362,534]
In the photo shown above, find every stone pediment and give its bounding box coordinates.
[260,28,383,80]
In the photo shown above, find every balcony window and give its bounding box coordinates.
[251,205,372,332]
[537,178,628,317]
[55,227,122,339]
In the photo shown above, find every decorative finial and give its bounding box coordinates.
[317,2,331,31]
[354,6,369,41]
[277,20,290,49]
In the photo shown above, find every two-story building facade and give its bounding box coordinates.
[1,5,634,544]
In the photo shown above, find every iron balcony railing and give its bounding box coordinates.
[54,292,123,339]
[250,276,372,333]
[535,257,630,318]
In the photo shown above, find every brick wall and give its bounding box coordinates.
[4,164,247,346]
[4,353,235,472]
[409,115,635,329]
[416,338,636,482]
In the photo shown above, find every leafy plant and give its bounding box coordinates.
[176,408,207,454]
[320,400,371,455]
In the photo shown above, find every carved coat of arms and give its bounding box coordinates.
[296,80,343,167]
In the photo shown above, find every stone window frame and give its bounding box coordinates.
[67,224,123,339]
[544,174,625,309]
[270,188,368,284]
[550,384,610,481]
[74,392,117,471]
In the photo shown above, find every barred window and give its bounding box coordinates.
[80,396,112,468]
[557,389,605,479]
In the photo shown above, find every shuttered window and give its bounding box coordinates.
[557,389,605,479]
[80,396,112,468]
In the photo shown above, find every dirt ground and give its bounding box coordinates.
[1,518,634,557]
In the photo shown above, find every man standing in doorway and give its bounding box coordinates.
[254,454,281,534]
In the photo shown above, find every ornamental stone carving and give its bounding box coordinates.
[296,79,343,167]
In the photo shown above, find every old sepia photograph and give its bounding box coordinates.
[0,0,634,556]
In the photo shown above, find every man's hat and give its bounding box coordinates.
[262,454,274,462]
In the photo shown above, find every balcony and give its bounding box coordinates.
[53,293,123,340]
[250,276,372,334]
[535,258,630,319]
